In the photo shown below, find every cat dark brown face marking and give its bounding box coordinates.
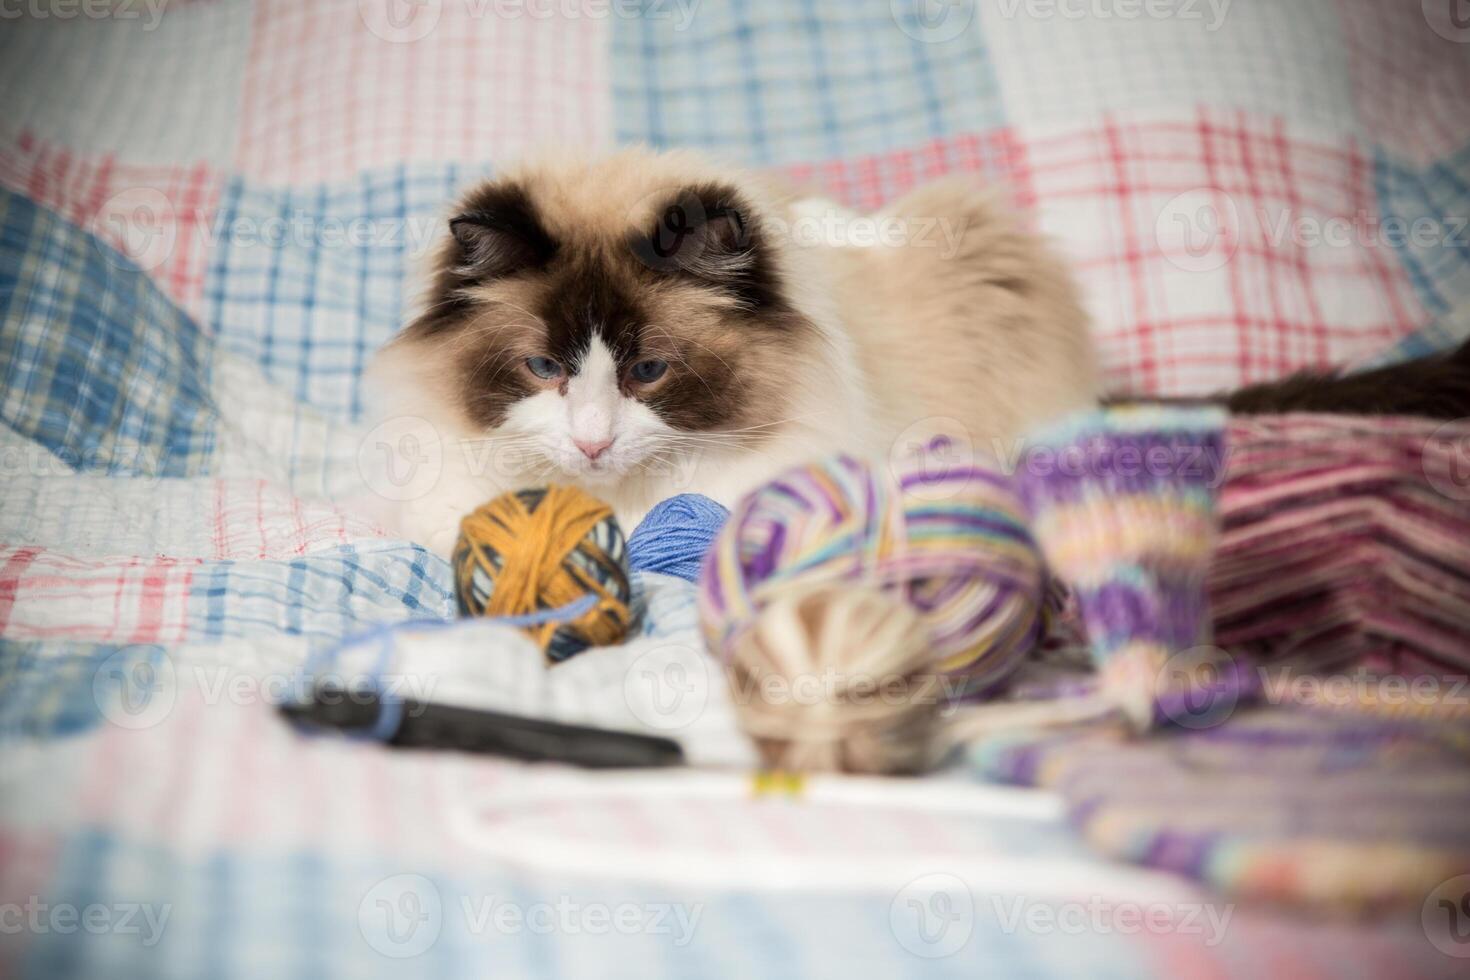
[630,183,788,312]
[399,169,812,437]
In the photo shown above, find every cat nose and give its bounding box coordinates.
[574,437,614,461]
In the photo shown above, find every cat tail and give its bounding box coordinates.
[1108,337,1470,420]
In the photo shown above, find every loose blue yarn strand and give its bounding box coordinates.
[626,494,731,583]
[288,491,725,742]
[286,594,600,743]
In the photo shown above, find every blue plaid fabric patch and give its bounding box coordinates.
[0,641,164,739]
[1366,138,1470,364]
[203,164,485,420]
[612,0,1006,166]
[0,547,454,741]
[185,544,455,647]
[1376,138,1470,321]
[18,828,1135,980]
[0,189,216,477]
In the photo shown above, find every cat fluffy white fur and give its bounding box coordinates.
[363,149,1098,555]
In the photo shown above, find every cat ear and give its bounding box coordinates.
[636,185,781,309]
[448,184,558,281]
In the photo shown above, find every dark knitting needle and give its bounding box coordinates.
[280,685,685,769]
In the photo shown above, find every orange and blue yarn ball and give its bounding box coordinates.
[453,485,633,661]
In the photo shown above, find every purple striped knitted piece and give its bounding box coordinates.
[973,704,1470,909]
[972,410,1470,910]
[1015,406,1233,728]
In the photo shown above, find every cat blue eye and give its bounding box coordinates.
[630,359,668,383]
[526,356,563,380]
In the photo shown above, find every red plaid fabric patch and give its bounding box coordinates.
[1025,111,1430,395]
[0,133,220,317]
[233,0,612,183]
[0,548,196,644]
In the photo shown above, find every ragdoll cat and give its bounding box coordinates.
[365,149,1098,555]
[364,147,1470,556]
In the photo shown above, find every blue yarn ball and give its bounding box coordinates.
[628,494,730,583]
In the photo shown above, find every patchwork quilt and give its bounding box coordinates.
[2,1,1469,977]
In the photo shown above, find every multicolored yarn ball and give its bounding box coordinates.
[627,493,730,582]
[698,452,1046,773]
[454,485,633,662]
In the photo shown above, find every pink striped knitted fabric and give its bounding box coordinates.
[1212,414,1470,684]
[974,411,1470,909]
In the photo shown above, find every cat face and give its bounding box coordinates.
[389,154,816,486]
